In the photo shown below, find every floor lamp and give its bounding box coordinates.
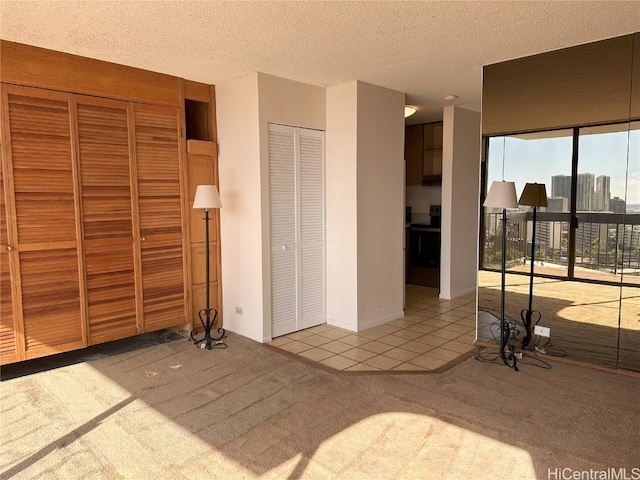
[518,182,548,349]
[483,181,518,369]
[191,185,227,350]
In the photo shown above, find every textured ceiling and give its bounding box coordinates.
[1,1,638,124]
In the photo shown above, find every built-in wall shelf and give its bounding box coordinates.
[187,139,217,156]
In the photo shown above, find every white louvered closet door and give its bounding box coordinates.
[269,124,325,338]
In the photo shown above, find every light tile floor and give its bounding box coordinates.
[268,285,477,372]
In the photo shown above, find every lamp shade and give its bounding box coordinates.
[518,182,548,208]
[483,181,518,209]
[193,185,222,209]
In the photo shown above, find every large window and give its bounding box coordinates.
[482,123,639,285]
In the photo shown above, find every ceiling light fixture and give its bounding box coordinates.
[443,95,458,101]
[404,105,417,118]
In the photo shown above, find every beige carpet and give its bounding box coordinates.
[1,331,639,479]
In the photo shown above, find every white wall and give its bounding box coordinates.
[257,73,326,340]
[218,73,325,342]
[406,185,442,223]
[257,73,325,129]
[440,106,481,299]
[325,82,359,330]
[216,73,263,341]
[356,82,405,329]
[218,74,404,340]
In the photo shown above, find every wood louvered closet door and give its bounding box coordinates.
[75,97,139,344]
[1,85,85,361]
[132,104,188,331]
[0,152,19,363]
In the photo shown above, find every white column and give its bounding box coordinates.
[326,81,405,331]
[440,106,482,299]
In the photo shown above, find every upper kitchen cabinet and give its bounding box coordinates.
[404,121,443,185]
[404,124,423,185]
[422,122,443,185]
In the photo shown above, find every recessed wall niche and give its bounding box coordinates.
[185,99,210,140]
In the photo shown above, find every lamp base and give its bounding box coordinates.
[520,308,542,350]
[190,308,227,350]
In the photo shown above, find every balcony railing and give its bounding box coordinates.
[482,211,640,285]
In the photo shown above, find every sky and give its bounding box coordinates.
[487,125,640,207]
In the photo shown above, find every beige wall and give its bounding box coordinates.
[440,106,481,299]
[219,75,404,340]
[257,73,326,340]
[326,81,405,331]
[326,82,359,330]
[356,82,405,329]
[218,73,326,342]
[217,73,264,341]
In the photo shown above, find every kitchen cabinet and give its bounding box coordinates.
[404,121,443,185]
[404,124,423,185]
[422,122,443,184]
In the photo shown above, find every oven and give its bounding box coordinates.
[409,226,441,268]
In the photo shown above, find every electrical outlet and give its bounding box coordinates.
[235,306,243,315]
[534,325,550,337]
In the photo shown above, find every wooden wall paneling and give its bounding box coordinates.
[1,41,181,108]
[187,140,217,156]
[209,86,218,144]
[75,96,139,344]
[2,85,84,359]
[192,283,219,328]
[132,103,189,332]
[190,244,218,285]
[187,153,215,243]
[183,80,212,104]
[184,147,221,329]
[183,81,222,330]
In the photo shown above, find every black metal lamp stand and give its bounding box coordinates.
[484,180,519,371]
[190,185,226,350]
[518,183,548,350]
[520,205,541,349]
[498,209,510,363]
